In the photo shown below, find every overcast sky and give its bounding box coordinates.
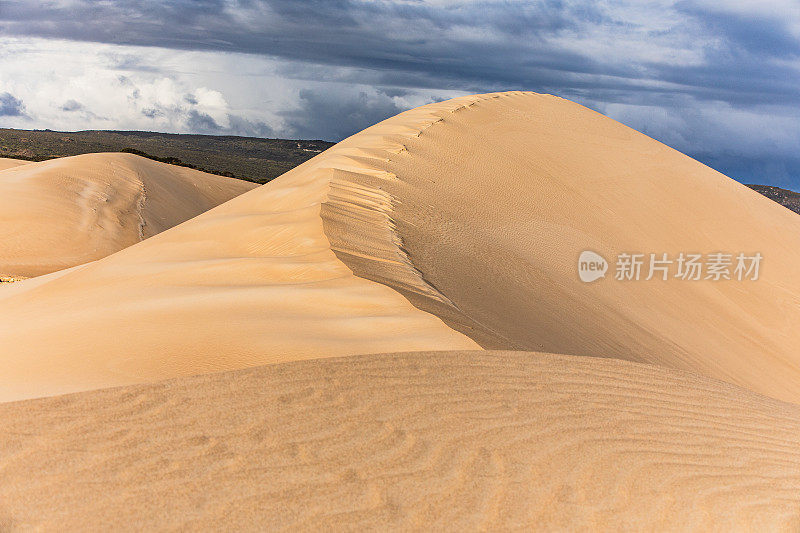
[1,0,799,187]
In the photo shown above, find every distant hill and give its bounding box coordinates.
[746,184,800,215]
[0,128,334,184]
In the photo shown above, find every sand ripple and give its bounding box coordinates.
[1,351,799,530]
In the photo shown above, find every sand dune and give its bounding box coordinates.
[0,158,31,171]
[0,152,256,278]
[3,93,800,529]
[2,351,799,530]
[2,92,800,404]
[322,92,800,403]
[0,145,477,400]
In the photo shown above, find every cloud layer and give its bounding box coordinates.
[0,92,25,117]
[0,1,798,186]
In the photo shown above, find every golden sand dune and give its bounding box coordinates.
[0,158,31,171]
[1,92,800,404]
[0,152,257,278]
[323,92,800,403]
[2,351,799,531]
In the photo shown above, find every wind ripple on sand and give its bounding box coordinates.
[1,351,799,531]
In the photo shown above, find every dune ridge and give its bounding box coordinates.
[321,92,800,402]
[0,134,479,401]
[3,93,800,529]
[321,94,495,309]
[2,92,800,405]
[0,158,31,171]
[2,351,800,531]
[0,152,257,278]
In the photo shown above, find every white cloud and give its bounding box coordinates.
[0,37,462,139]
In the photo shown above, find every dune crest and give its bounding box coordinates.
[2,351,800,530]
[0,152,257,278]
[321,94,490,309]
[320,92,800,402]
[0,158,31,171]
[2,93,800,404]
[0,138,478,401]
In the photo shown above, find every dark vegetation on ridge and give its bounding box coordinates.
[746,184,800,216]
[0,128,334,184]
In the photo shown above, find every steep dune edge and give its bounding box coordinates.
[2,351,799,531]
[0,152,257,278]
[320,93,493,307]
[0,132,478,401]
[320,93,511,346]
[318,92,800,403]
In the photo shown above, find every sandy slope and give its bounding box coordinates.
[1,92,800,403]
[322,92,800,402]
[0,158,31,170]
[0,145,477,400]
[0,153,256,277]
[2,351,799,531]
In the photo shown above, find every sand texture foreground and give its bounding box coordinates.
[2,351,800,531]
[0,153,256,277]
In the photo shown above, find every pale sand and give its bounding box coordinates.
[0,152,257,278]
[1,351,799,531]
[0,158,31,171]
[0,141,478,400]
[1,92,800,406]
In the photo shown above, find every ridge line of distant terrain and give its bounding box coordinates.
[0,128,334,184]
[1,128,798,214]
[745,184,800,215]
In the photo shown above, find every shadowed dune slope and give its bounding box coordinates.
[321,92,800,403]
[0,152,257,278]
[0,158,31,171]
[2,351,800,531]
[2,92,800,403]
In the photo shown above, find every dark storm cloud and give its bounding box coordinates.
[182,109,275,138]
[2,0,797,107]
[2,1,799,185]
[60,99,84,112]
[643,5,800,106]
[675,3,800,58]
[0,92,26,116]
[225,114,275,138]
[280,89,404,140]
[0,1,634,92]
[690,153,800,190]
[186,109,221,132]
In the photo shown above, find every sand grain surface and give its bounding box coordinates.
[1,351,799,531]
